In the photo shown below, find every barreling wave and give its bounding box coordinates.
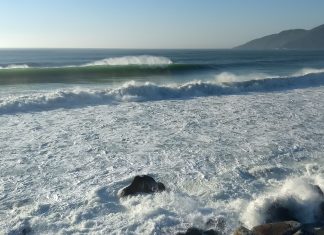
[0,55,207,84]
[1,71,324,115]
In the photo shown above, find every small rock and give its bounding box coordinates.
[233,226,254,235]
[314,227,324,235]
[252,221,301,235]
[206,217,226,230]
[177,227,219,235]
[119,175,165,197]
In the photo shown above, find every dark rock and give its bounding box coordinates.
[252,221,301,235]
[119,175,165,197]
[314,227,324,235]
[265,200,298,223]
[315,201,324,222]
[206,217,226,230]
[204,229,220,235]
[293,224,324,235]
[233,226,254,235]
[311,185,324,197]
[157,182,166,191]
[176,227,219,235]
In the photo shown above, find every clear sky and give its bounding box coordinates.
[1,0,324,49]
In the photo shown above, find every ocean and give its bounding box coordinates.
[0,49,324,234]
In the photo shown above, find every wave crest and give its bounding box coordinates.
[0,64,29,69]
[293,68,324,76]
[82,55,173,67]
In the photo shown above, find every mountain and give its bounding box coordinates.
[235,24,324,50]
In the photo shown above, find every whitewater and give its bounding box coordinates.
[0,50,324,234]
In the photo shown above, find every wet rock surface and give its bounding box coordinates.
[119,175,166,197]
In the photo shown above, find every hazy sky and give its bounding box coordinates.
[1,0,324,49]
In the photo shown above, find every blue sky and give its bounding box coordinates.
[1,0,324,48]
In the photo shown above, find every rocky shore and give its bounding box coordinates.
[11,175,324,235]
[120,175,324,235]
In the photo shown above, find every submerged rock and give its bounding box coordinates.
[119,175,165,197]
[176,227,219,235]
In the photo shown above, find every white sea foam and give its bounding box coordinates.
[215,72,274,83]
[82,55,173,67]
[215,67,324,84]
[1,84,324,234]
[0,56,173,70]
[293,68,324,76]
[0,64,29,69]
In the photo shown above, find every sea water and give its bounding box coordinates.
[0,49,324,234]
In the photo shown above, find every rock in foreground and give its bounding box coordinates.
[119,175,165,197]
[252,221,301,235]
[233,221,324,235]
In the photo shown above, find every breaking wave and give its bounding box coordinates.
[0,56,205,84]
[82,55,173,67]
[293,68,324,76]
[1,71,324,114]
[0,56,172,70]
[0,64,29,69]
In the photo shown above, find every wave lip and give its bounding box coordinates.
[0,56,173,70]
[82,55,173,67]
[293,68,324,77]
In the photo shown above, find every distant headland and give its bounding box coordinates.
[235,24,324,50]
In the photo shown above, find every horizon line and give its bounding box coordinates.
[0,47,234,50]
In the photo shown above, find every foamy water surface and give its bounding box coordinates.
[1,85,323,234]
[1,50,324,234]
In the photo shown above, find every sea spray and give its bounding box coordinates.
[241,177,324,228]
[82,55,173,67]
